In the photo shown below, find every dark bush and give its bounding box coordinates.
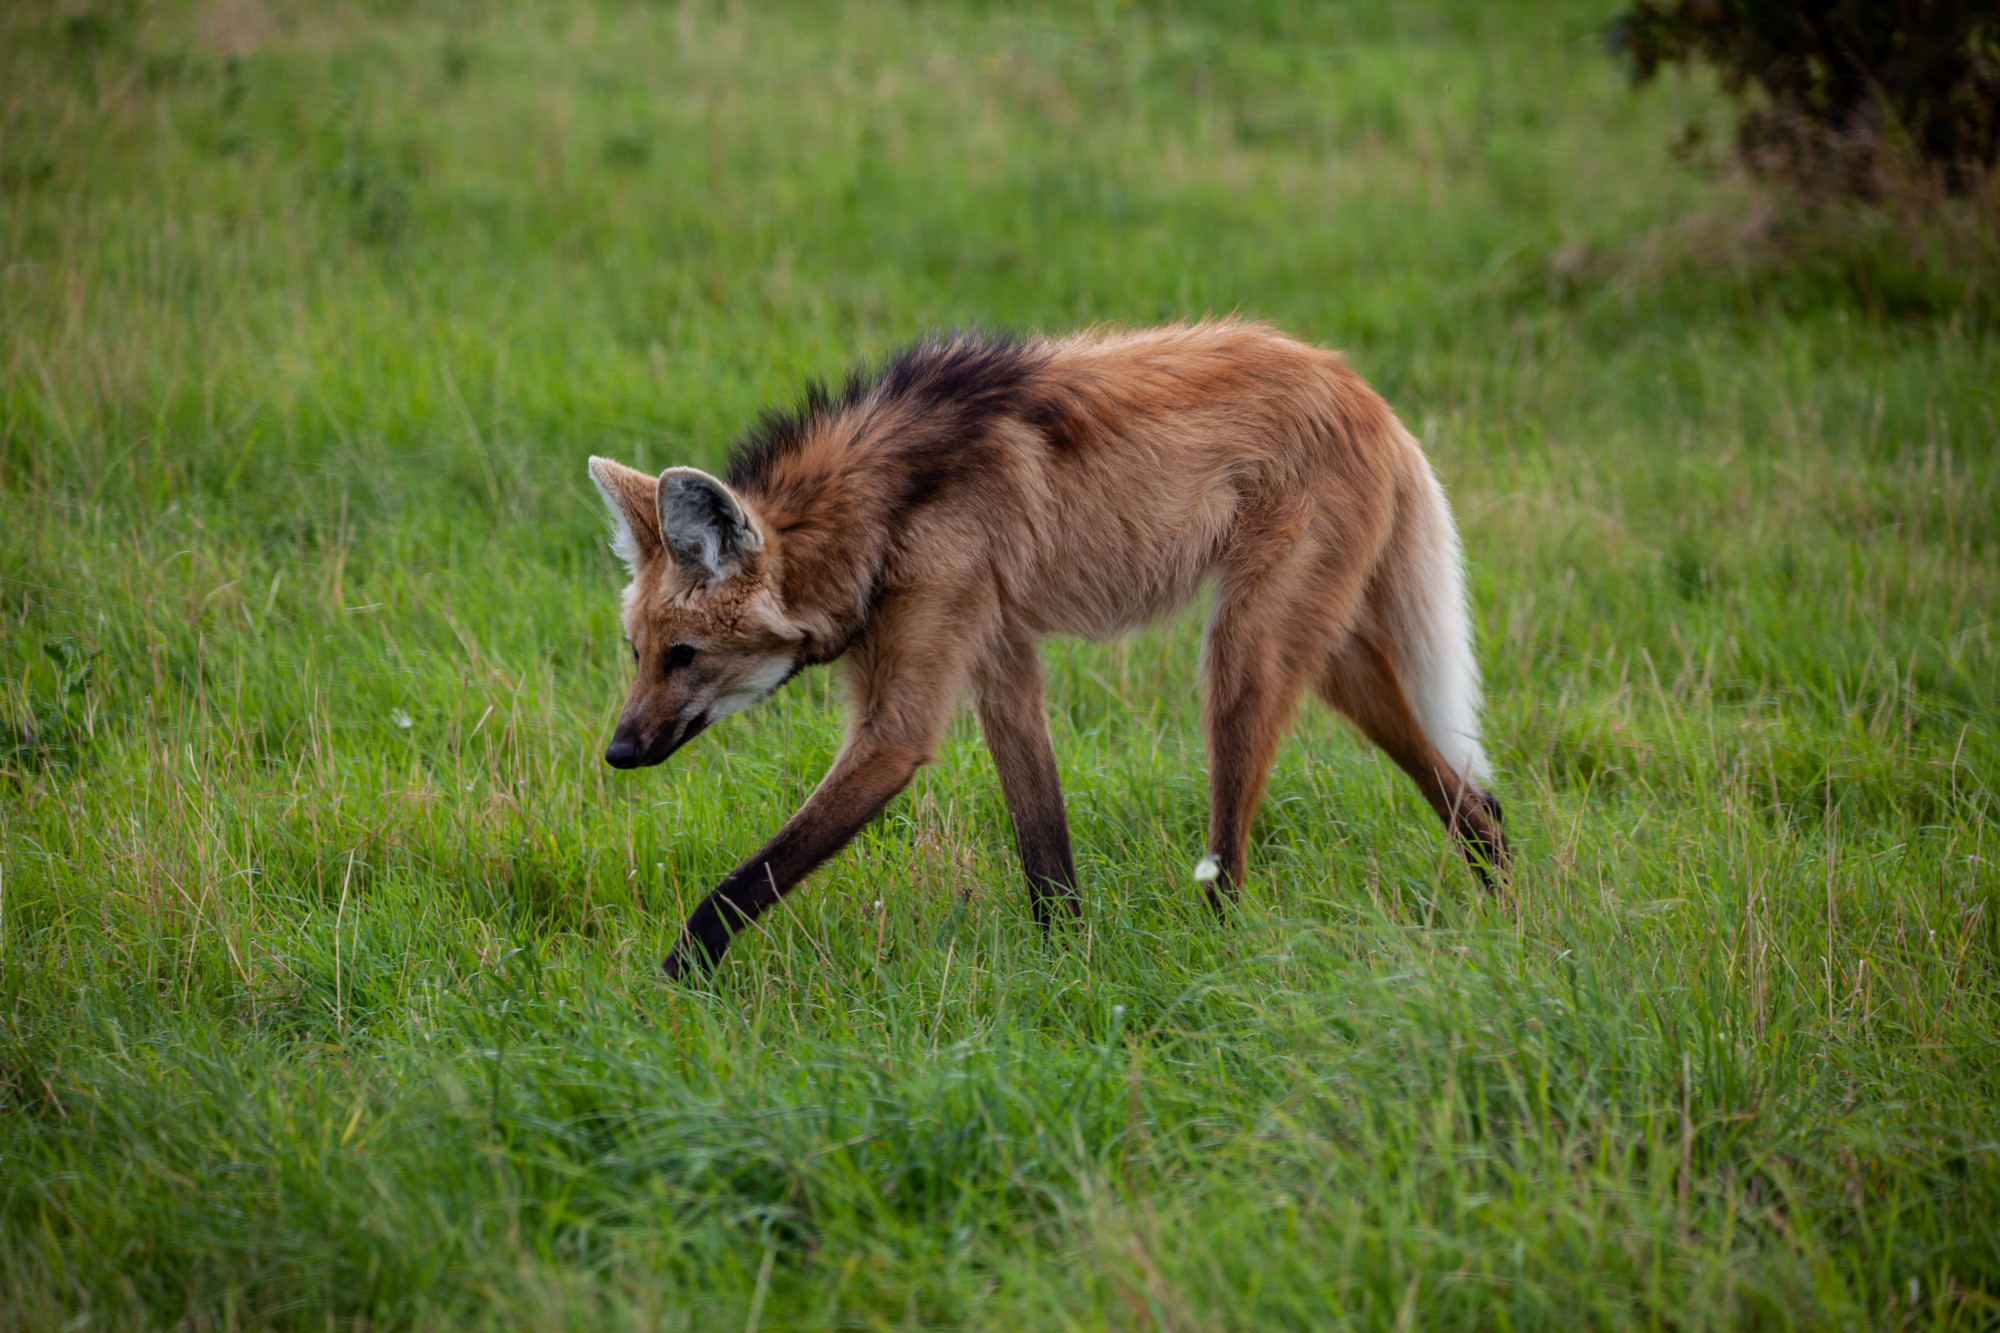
[1609,2,2000,198]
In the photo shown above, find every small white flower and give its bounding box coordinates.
[390,708,413,729]
[1192,854,1220,883]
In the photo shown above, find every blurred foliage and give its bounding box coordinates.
[1610,0,2000,198]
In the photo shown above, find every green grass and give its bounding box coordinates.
[3,0,1997,1327]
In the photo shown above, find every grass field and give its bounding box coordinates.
[3,0,1997,1327]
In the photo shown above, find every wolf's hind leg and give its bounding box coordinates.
[1315,628,1507,886]
[974,638,1080,927]
[1198,578,1337,912]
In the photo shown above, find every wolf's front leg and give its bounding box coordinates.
[662,736,927,979]
[662,594,979,980]
[973,637,1080,926]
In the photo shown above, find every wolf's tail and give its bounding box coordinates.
[1375,435,1490,786]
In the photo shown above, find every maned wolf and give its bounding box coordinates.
[588,320,1507,979]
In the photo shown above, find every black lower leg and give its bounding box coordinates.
[1013,811,1081,929]
[1026,866,1081,929]
[662,879,770,980]
[1200,816,1245,915]
[661,753,914,980]
[1450,789,1508,890]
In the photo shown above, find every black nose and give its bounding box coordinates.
[603,737,641,769]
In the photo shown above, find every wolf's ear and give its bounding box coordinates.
[657,467,764,585]
[587,456,662,574]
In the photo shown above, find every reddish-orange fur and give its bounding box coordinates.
[587,320,1506,979]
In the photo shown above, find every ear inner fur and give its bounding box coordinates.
[658,466,763,585]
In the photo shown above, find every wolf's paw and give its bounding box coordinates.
[661,946,698,983]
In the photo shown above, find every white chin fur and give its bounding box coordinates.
[708,656,794,719]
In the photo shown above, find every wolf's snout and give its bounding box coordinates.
[604,714,710,769]
[604,716,657,768]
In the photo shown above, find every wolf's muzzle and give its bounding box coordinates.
[603,713,710,769]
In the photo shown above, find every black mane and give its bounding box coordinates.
[724,331,1043,492]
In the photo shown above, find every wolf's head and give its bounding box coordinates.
[587,457,807,769]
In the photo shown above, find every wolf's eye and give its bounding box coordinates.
[664,643,696,671]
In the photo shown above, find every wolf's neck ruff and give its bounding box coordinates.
[719,333,1067,665]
